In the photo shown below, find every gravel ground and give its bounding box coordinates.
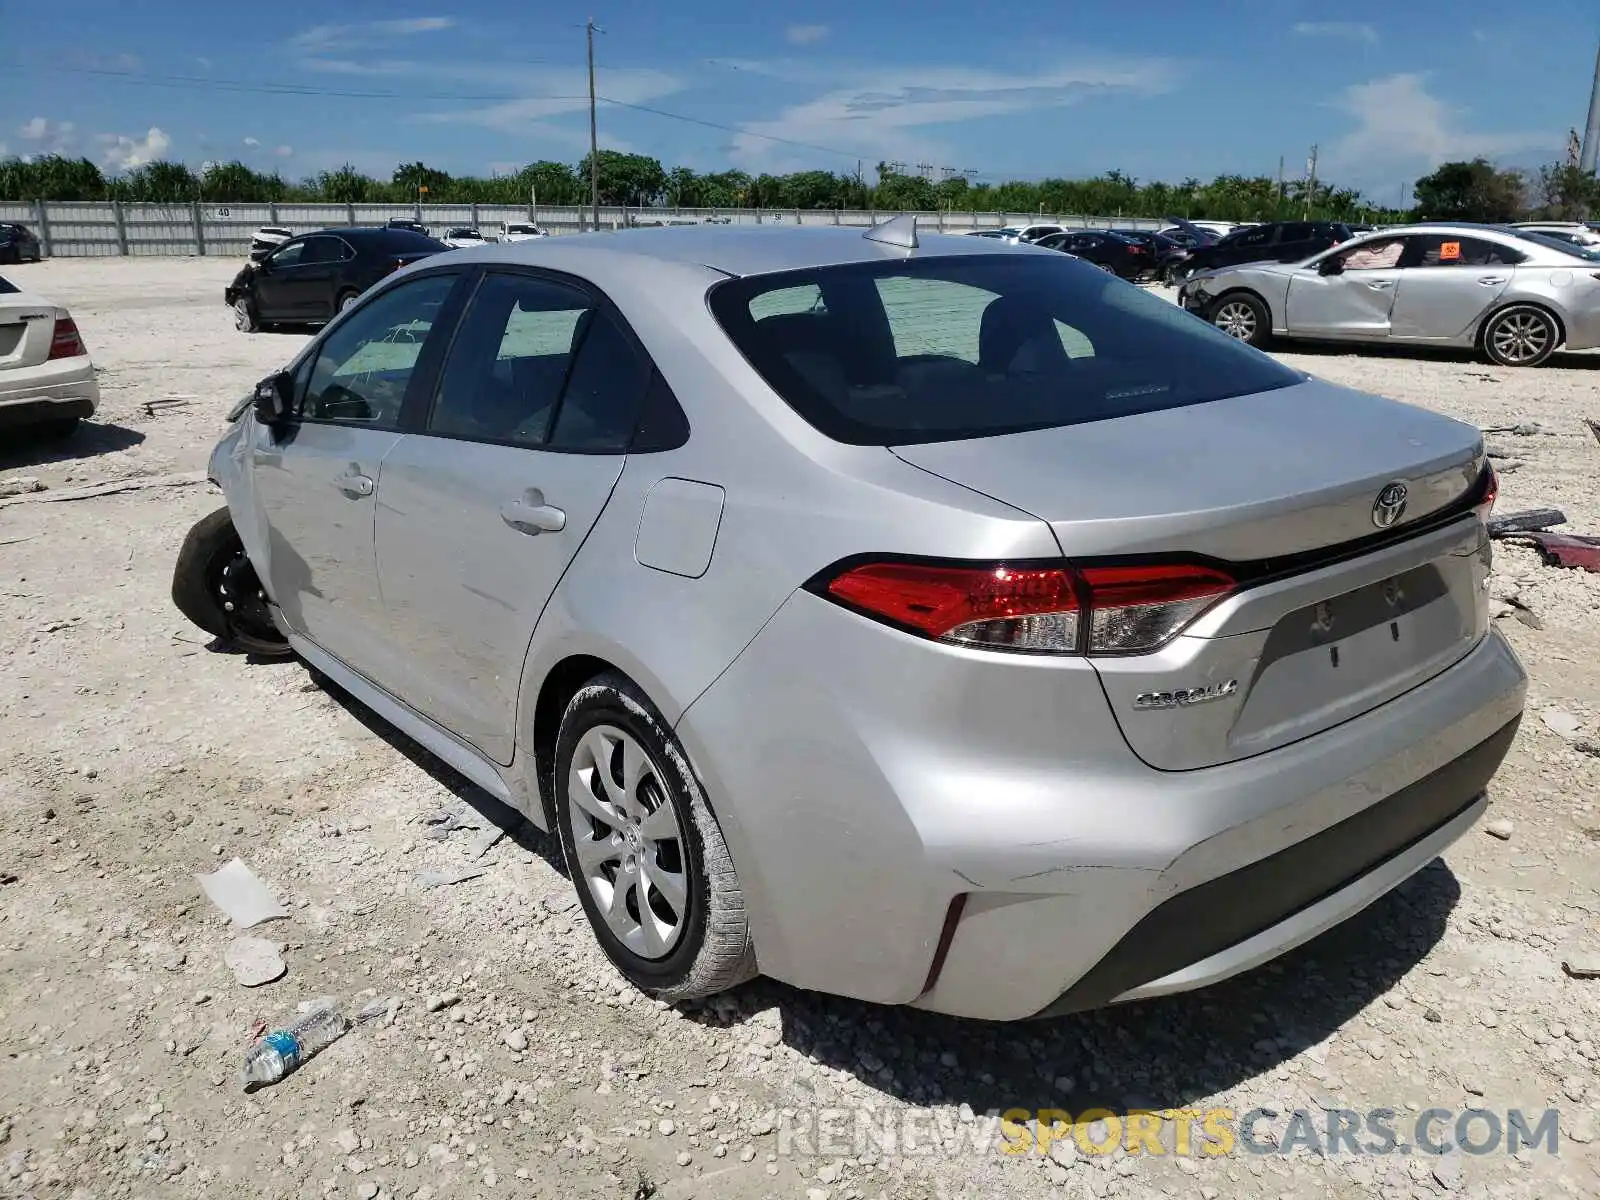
[3,256,1600,1200]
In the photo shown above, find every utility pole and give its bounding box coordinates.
[1304,144,1319,218]
[586,19,602,230]
[1276,155,1285,214]
[1581,39,1600,173]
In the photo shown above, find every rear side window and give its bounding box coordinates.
[1408,235,1525,267]
[428,274,590,446]
[708,254,1302,446]
[379,229,445,252]
[549,308,650,451]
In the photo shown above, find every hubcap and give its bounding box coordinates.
[1214,301,1257,340]
[234,300,252,329]
[1491,312,1551,363]
[215,551,277,640]
[567,725,688,960]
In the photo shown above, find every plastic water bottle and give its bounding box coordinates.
[240,999,350,1087]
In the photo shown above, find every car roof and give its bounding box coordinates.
[442,223,1038,281]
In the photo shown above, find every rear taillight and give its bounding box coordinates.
[1475,462,1499,523]
[818,559,1235,656]
[48,317,86,360]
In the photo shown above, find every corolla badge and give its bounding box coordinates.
[1371,481,1409,529]
[1133,680,1239,712]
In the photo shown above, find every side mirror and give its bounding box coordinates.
[253,372,293,428]
[1317,256,1344,276]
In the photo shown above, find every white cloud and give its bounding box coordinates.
[100,127,172,171]
[18,117,77,153]
[196,56,213,70]
[785,24,829,46]
[1293,21,1379,44]
[1326,73,1556,187]
[411,64,681,149]
[275,145,294,158]
[727,57,1179,171]
[243,136,261,148]
[292,16,455,52]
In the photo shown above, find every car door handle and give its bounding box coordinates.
[1477,276,1507,286]
[500,491,566,535]
[334,470,374,498]
[1363,279,1394,290]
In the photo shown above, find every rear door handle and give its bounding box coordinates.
[334,470,374,498]
[500,489,566,535]
[1478,276,1507,286]
[1364,279,1394,290]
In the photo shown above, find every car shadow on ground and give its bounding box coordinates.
[0,421,144,469]
[689,859,1461,1118]
[305,664,555,863]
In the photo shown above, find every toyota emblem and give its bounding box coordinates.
[1372,481,1409,529]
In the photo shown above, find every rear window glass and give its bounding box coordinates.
[707,254,1302,445]
[377,229,446,252]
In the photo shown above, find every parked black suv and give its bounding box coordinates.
[1175,220,1353,281]
[1034,229,1152,279]
[225,227,445,331]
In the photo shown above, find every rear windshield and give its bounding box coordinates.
[706,254,1303,445]
[377,229,446,252]
[1512,230,1600,262]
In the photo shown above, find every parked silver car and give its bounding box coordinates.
[175,219,1525,1020]
[1178,223,1600,366]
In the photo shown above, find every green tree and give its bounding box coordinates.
[1412,158,1525,222]
[1532,163,1598,221]
[392,161,453,202]
[576,150,666,206]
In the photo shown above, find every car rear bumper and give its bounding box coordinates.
[0,357,99,423]
[676,593,1526,1021]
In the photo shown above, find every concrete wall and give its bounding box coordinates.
[0,201,1166,257]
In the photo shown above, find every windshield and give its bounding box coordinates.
[1510,230,1600,262]
[707,254,1302,446]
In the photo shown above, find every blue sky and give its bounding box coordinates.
[4,1,1598,202]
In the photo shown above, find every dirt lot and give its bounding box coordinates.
[3,256,1600,1200]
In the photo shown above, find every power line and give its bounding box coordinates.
[2,60,883,164]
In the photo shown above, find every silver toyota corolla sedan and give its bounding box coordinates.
[1178,222,1600,366]
[175,218,1526,1021]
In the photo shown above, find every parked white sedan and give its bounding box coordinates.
[0,275,100,436]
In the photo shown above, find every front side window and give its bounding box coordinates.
[301,274,458,426]
[268,241,307,269]
[1336,238,1404,270]
[709,254,1300,445]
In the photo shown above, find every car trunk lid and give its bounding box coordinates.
[890,378,1492,769]
[0,290,61,370]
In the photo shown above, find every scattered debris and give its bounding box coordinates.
[0,477,45,499]
[420,801,486,841]
[1497,531,1600,574]
[1479,421,1546,436]
[1563,951,1600,979]
[240,999,349,1087]
[1541,709,1584,740]
[426,991,461,1013]
[225,936,287,987]
[1486,508,1566,537]
[0,470,208,510]
[354,996,401,1026]
[196,858,289,927]
[1484,820,1514,841]
[142,396,194,417]
[415,867,486,890]
[470,822,511,859]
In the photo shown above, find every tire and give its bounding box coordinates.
[1209,291,1272,347]
[171,507,292,657]
[1481,305,1559,368]
[335,289,360,314]
[233,298,259,333]
[553,673,757,1002]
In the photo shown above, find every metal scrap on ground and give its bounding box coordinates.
[196,857,289,928]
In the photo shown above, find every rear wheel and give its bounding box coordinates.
[171,507,291,657]
[553,673,756,1002]
[1209,292,1271,347]
[1481,305,1558,367]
